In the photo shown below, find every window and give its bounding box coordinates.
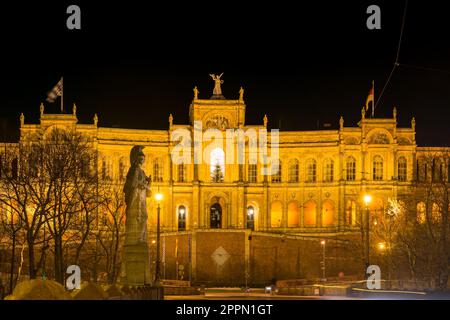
[288,159,299,182]
[324,159,334,182]
[178,206,186,231]
[373,156,383,181]
[287,201,299,227]
[398,157,407,181]
[178,164,186,182]
[417,159,427,182]
[346,157,356,181]
[306,159,316,182]
[416,202,426,224]
[303,200,317,226]
[210,148,225,182]
[346,200,357,226]
[248,164,257,182]
[270,201,283,227]
[271,160,282,183]
[153,158,163,182]
[322,200,335,227]
[247,206,255,230]
[118,158,125,181]
[432,159,444,182]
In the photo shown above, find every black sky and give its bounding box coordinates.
[1,1,449,146]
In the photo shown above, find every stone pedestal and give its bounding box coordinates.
[122,243,151,286]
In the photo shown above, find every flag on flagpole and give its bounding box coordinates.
[365,82,374,112]
[46,78,63,103]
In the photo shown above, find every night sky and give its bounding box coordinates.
[1,1,449,146]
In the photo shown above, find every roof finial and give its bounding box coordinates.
[393,107,397,120]
[193,86,199,100]
[263,114,268,128]
[20,113,24,127]
[411,117,416,131]
[73,103,77,116]
[339,116,344,130]
[93,113,98,126]
[361,107,366,120]
[40,103,44,117]
[239,87,244,101]
[169,113,173,128]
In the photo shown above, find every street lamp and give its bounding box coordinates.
[155,191,163,284]
[363,194,372,278]
[320,240,326,281]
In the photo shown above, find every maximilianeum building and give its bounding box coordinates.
[11,84,450,285]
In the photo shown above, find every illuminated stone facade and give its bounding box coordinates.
[17,89,440,241]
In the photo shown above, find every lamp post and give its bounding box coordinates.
[155,191,163,284]
[320,240,326,281]
[363,194,372,278]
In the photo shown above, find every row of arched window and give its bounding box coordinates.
[269,200,336,228]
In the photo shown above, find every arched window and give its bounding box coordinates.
[306,159,316,182]
[373,156,383,181]
[210,148,225,182]
[303,200,317,226]
[346,200,357,226]
[288,159,299,182]
[416,202,426,224]
[346,156,356,181]
[323,159,334,182]
[247,206,255,230]
[178,205,186,231]
[287,201,300,227]
[322,200,335,226]
[271,160,282,183]
[248,164,257,182]
[153,158,163,182]
[178,164,186,182]
[210,203,222,228]
[432,203,441,223]
[398,157,407,182]
[270,201,283,228]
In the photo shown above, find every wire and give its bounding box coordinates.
[374,0,408,111]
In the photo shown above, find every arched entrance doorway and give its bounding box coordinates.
[178,205,186,231]
[210,203,222,228]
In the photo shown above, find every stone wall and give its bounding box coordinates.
[150,230,361,286]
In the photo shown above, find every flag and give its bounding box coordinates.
[46,78,63,103]
[365,83,374,111]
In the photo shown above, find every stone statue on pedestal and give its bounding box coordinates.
[122,145,152,286]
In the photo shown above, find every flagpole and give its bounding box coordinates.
[372,80,375,118]
[61,77,64,113]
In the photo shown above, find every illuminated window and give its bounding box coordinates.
[247,206,255,230]
[248,164,257,182]
[416,202,426,224]
[373,156,383,181]
[322,201,335,227]
[288,159,299,182]
[271,160,282,183]
[178,164,186,182]
[303,200,317,226]
[178,205,186,231]
[432,203,441,223]
[346,156,356,181]
[324,159,334,182]
[306,159,317,182]
[287,201,299,227]
[153,158,163,182]
[398,157,407,181]
[270,201,283,228]
[210,148,225,182]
